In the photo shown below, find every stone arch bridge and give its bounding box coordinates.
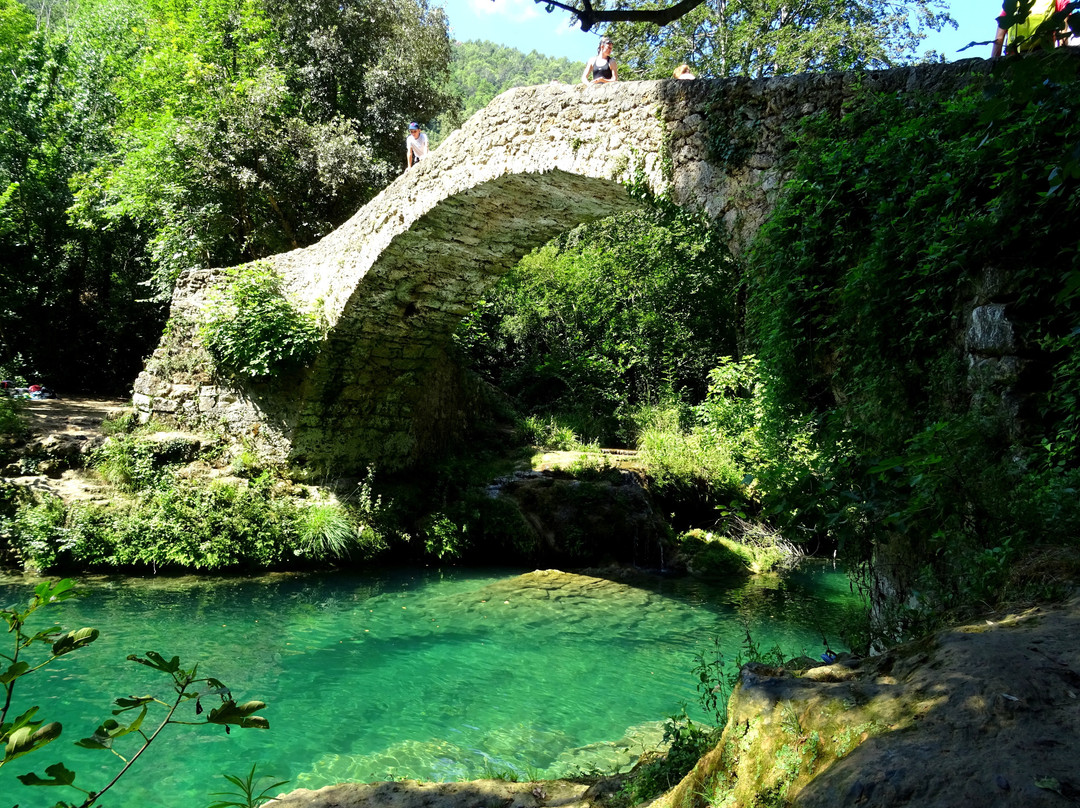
[134,60,988,472]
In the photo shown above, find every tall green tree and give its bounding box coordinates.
[69,0,456,295]
[0,0,456,390]
[0,0,157,390]
[605,0,956,79]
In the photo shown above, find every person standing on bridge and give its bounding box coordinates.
[991,0,1072,56]
[582,37,618,84]
[406,122,428,170]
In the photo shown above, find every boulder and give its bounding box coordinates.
[487,469,669,566]
[654,594,1080,808]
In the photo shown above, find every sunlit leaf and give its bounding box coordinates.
[4,722,63,763]
[207,699,268,729]
[112,695,155,714]
[0,660,30,684]
[52,627,100,657]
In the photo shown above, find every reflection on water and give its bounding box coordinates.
[0,564,864,808]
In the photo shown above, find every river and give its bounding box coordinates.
[0,564,864,808]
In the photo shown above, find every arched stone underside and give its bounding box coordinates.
[134,59,992,472]
[290,170,641,469]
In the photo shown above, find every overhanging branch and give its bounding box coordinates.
[531,0,709,32]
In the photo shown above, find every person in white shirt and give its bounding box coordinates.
[406,122,428,169]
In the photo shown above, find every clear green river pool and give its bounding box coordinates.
[0,564,864,808]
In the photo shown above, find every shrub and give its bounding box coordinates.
[616,714,716,806]
[67,481,302,570]
[0,395,25,436]
[420,513,467,560]
[200,261,321,380]
[683,535,748,579]
[631,401,748,503]
[92,434,167,492]
[518,414,582,450]
[680,526,798,578]
[0,495,71,570]
[99,411,138,436]
[1,476,390,572]
[297,500,356,558]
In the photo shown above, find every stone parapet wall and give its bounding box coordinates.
[134,59,993,472]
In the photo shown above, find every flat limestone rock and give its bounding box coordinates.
[267,777,607,808]
[655,592,1080,808]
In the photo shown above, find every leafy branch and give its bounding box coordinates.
[2,579,270,808]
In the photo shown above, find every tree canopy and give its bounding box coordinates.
[0,0,455,390]
[605,0,956,79]
[68,0,456,295]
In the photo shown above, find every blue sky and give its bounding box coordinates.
[434,0,1002,65]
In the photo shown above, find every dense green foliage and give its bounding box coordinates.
[456,204,738,445]
[1,482,385,572]
[603,0,955,80]
[626,355,820,534]
[0,0,158,391]
[446,40,580,123]
[0,395,24,436]
[454,53,1080,616]
[745,53,1080,609]
[615,713,715,806]
[0,0,453,391]
[69,0,454,295]
[1,424,391,571]
[200,262,321,379]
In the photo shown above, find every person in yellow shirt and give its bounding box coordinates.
[992,0,1063,56]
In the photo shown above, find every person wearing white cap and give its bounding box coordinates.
[406,122,429,169]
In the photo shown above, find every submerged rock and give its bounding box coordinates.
[267,777,612,808]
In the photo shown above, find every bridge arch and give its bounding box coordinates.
[133,62,989,471]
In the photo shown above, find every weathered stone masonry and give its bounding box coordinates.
[134,60,994,472]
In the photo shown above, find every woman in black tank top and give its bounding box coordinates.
[582,37,618,84]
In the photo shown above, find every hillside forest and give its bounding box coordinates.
[1,0,1079,632]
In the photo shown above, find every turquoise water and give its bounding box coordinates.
[0,565,863,808]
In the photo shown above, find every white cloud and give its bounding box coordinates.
[551,17,582,39]
[466,0,542,23]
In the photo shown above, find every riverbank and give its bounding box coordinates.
[0,396,129,495]
[0,398,790,576]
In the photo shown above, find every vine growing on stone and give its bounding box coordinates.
[745,50,1080,608]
